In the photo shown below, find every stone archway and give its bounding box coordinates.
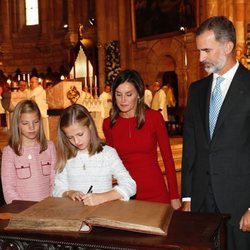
[145,37,187,106]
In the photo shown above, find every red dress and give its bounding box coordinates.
[103,109,179,203]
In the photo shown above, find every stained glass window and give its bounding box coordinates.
[25,0,39,25]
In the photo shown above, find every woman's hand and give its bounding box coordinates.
[63,190,85,202]
[170,199,182,210]
[82,193,105,206]
[63,190,122,206]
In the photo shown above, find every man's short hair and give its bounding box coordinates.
[196,16,236,49]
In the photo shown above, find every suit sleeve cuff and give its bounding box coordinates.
[182,197,191,202]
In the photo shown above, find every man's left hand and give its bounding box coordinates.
[239,210,250,232]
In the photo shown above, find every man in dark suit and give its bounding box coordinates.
[181,16,250,250]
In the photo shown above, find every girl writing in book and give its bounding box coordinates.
[53,104,136,206]
[1,99,56,204]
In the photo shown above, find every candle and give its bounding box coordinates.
[94,75,97,87]
[89,77,92,88]
[27,74,30,83]
[7,79,11,85]
[23,74,26,81]
[184,50,187,66]
[17,75,20,81]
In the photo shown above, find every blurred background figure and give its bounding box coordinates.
[45,81,53,91]
[240,56,249,69]
[0,85,5,127]
[151,81,168,122]
[144,83,152,107]
[18,80,29,93]
[1,82,12,129]
[235,45,249,69]
[17,80,30,102]
[99,83,112,119]
[77,85,93,105]
[81,86,93,101]
[30,76,50,139]
[162,82,176,108]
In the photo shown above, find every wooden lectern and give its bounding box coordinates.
[0,200,228,250]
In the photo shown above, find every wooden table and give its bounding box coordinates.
[0,201,228,250]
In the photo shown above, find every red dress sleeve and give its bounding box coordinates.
[151,111,179,200]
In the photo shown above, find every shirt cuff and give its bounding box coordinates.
[182,197,191,202]
[113,186,129,201]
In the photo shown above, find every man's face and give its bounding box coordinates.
[153,82,160,91]
[30,77,39,90]
[19,81,27,91]
[196,30,227,75]
[105,85,111,93]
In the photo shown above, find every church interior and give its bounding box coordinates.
[0,0,250,204]
[0,1,250,248]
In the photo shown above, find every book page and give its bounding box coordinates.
[6,197,174,236]
[85,200,174,236]
[6,197,96,232]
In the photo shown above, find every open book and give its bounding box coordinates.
[6,197,174,236]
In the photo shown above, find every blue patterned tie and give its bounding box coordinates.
[209,76,225,138]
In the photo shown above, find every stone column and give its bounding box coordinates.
[37,0,50,52]
[205,0,219,17]
[1,0,13,57]
[95,0,106,92]
[1,0,11,42]
[118,0,130,69]
[227,0,234,21]
[66,0,78,46]
[233,0,246,49]
[39,0,49,35]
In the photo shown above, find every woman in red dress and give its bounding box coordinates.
[103,69,181,209]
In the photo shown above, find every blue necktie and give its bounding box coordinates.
[209,76,225,138]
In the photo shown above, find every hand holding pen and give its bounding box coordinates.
[86,185,93,194]
[82,186,108,206]
[64,185,93,202]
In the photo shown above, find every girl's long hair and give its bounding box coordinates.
[56,104,103,172]
[9,99,47,155]
[110,69,147,129]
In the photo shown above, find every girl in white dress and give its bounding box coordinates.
[53,104,136,206]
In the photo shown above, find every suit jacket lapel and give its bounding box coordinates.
[212,65,248,138]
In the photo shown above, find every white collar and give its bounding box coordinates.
[213,61,239,82]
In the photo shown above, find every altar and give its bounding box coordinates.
[47,80,104,140]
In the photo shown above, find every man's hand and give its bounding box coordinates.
[240,210,250,232]
[181,201,191,212]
